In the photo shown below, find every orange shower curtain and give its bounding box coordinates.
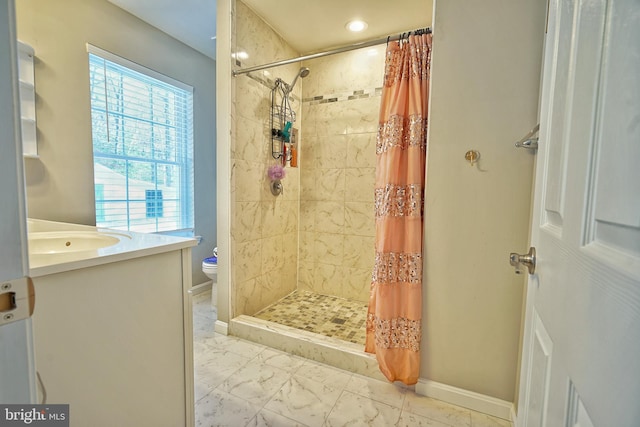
[365,32,432,385]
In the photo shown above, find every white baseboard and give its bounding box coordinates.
[190,280,213,295]
[214,320,228,335]
[511,405,518,426]
[416,378,514,421]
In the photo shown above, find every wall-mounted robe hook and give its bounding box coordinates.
[465,150,480,166]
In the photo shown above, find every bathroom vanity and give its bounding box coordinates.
[28,219,196,426]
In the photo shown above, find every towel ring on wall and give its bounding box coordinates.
[465,150,480,166]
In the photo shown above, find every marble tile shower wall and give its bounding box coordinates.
[234,0,386,311]
[299,46,386,302]
[232,1,302,316]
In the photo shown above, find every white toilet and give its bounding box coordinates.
[202,256,217,281]
[202,247,218,307]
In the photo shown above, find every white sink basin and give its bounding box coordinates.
[29,231,127,254]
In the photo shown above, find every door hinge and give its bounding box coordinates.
[0,277,35,326]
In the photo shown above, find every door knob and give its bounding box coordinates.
[509,247,536,275]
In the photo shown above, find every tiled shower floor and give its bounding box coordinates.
[254,290,369,345]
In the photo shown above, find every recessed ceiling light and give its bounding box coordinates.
[346,20,368,32]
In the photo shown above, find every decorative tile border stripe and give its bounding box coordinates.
[237,67,381,107]
[303,87,382,105]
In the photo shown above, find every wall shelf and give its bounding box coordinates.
[17,40,37,158]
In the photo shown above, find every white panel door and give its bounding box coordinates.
[517,0,640,426]
[0,0,36,404]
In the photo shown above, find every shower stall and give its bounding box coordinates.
[217,0,545,407]
[226,0,394,377]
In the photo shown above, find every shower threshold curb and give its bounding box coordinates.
[230,314,386,381]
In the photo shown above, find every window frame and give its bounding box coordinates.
[87,44,194,234]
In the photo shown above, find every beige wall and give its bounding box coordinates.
[231,1,300,316]
[298,48,384,302]
[422,1,546,401]
[16,0,217,285]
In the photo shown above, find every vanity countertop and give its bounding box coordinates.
[28,218,197,277]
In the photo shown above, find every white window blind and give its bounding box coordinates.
[88,46,194,233]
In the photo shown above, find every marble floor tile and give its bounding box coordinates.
[194,350,253,402]
[248,409,310,427]
[220,360,291,407]
[193,303,215,320]
[193,290,212,305]
[345,374,408,409]
[194,379,215,405]
[192,290,217,337]
[396,411,452,427]
[254,348,306,374]
[324,390,402,427]
[193,314,217,340]
[191,289,513,427]
[470,411,513,427]
[263,375,343,427]
[193,292,216,320]
[403,394,472,427]
[202,332,267,359]
[294,360,353,389]
[195,388,261,427]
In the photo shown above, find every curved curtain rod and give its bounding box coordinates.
[232,27,432,77]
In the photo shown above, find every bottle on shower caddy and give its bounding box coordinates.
[281,121,292,142]
[282,142,287,167]
[290,127,298,167]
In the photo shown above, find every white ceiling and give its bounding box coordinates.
[241,0,432,54]
[108,0,217,59]
[108,0,433,60]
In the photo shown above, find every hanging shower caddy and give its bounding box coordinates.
[270,78,297,163]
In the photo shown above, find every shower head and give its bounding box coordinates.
[287,67,310,93]
[299,67,311,78]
